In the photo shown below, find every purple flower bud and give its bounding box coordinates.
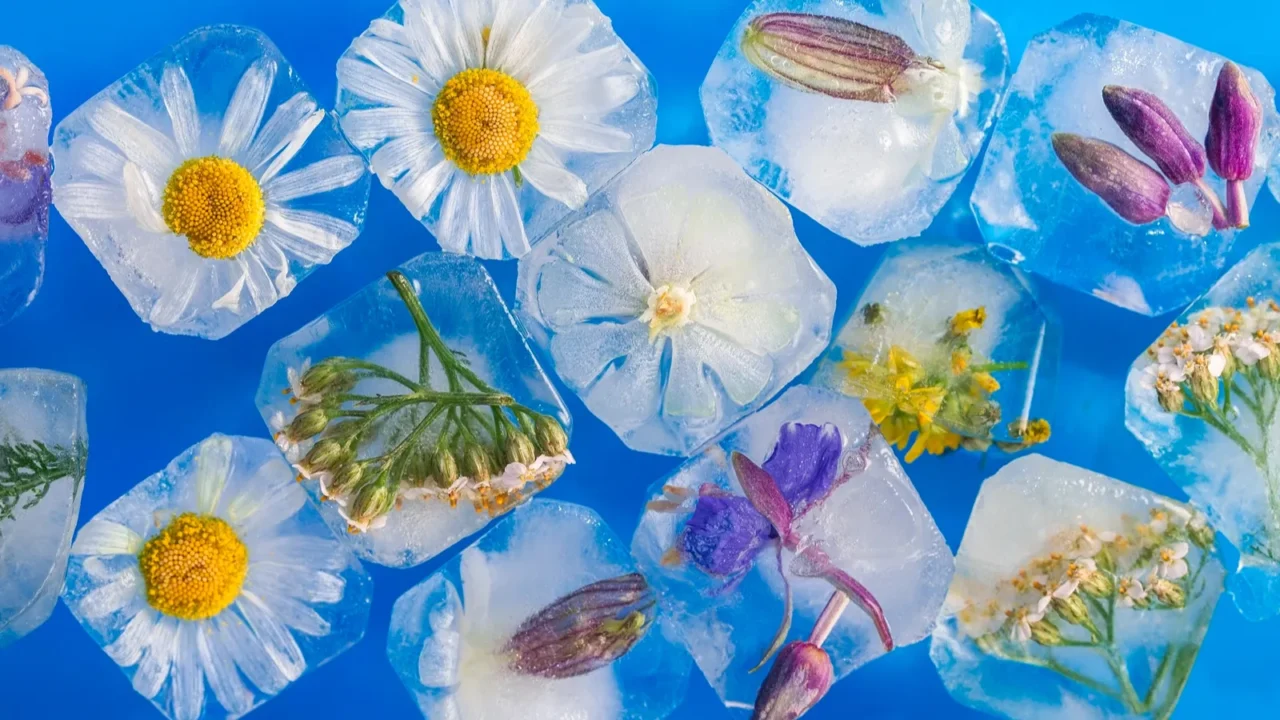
[503,573,656,679]
[1051,133,1170,225]
[741,12,916,103]
[1206,61,1264,228]
[751,641,834,720]
[1102,85,1205,185]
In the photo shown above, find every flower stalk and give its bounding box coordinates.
[274,270,572,532]
[0,438,87,531]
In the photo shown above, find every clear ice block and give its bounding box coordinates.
[0,46,52,326]
[52,25,371,339]
[62,434,373,720]
[971,14,1280,316]
[257,252,572,568]
[516,144,835,456]
[335,0,657,260]
[1124,243,1280,619]
[931,455,1224,719]
[0,369,86,647]
[632,385,953,711]
[701,0,1009,245]
[814,238,1058,463]
[387,499,690,720]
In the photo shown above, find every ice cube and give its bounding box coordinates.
[334,0,657,260]
[1124,243,1280,620]
[700,0,1009,245]
[0,46,52,327]
[632,385,953,711]
[0,369,86,647]
[387,499,690,720]
[51,25,371,339]
[62,435,372,719]
[971,14,1280,316]
[930,454,1224,719]
[516,144,835,456]
[257,252,572,568]
[813,238,1058,464]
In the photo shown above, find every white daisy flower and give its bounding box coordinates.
[335,0,655,259]
[63,435,370,719]
[52,26,370,339]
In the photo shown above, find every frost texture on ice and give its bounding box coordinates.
[815,238,1058,445]
[1124,243,1280,619]
[0,370,86,647]
[387,500,690,720]
[972,14,1280,316]
[931,455,1224,719]
[701,0,1009,245]
[51,26,370,339]
[632,386,953,709]
[516,144,835,456]
[0,46,52,327]
[257,253,571,567]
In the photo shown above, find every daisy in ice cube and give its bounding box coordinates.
[52,25,371,340]
[62,435,372,719]
[335,0,656,259]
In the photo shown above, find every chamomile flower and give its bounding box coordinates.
[52,26,370,340]
[62,436,370,720]
[336,0,655,259]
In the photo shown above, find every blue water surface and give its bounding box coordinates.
[2,0,1279,717]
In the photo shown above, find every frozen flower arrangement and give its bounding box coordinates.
[271,270,572,534]
[948,502,1216,717]
[836,303,1050,462]
[1053,62,1262,233]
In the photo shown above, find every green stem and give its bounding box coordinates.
[1144,646,1175,709]
[335,358,421,391]
[968,360,1030,373]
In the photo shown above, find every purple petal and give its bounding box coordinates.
[1051,133,1170,224]
[763,423,844,515]
[0,155,51,227]
[681,493,774,578]
[733,451,796,546]
[793,546,894,651]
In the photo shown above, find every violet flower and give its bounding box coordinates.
[0,151,51,229]
[678,423,893,670]
[1206,61,1263,228]
[1051,133,1171,225]
[1102,85,1227,229]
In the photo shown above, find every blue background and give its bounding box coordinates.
[2,0,1279,717]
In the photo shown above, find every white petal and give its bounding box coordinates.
[434,175,476,254]
[665,325,772,416]
[73,519,143,556]
[171,624,206,720]
[237,591,306,682]
[220,58,278,159]
[247,562,345,604]
[252,535,347,571]
[227,471,307,538]
[525,44,626,100]
[339,106,431,150]
[340,45,436,104]
[249,242,296,296]
[265,155,367,203]
[161,64,201,158]
[555,322,663,429]
[488,173,530,258]
[371,132,437,181]
[133,615,180,699]
[485,0,550,73]
[502,3,598,83]
[212,274,249,313]
[694,297,799,355]
[256,225,331,266]
[199,620,255,716]
[538,117,633,154]
[54,182,128,220]
[105,609,158,666]
[79,568,141,620]
[149,263,203,329]
[538,73,641,117]
[73,139,126,181]
[258,592,330,637]
[369,18,410,44]
[194,436,233,515]
[519,140,587,209]
[244,93,319,173]
[535,215,649,330]
[416,576,462,688]
[265,207,359,260]
[221,610,289,695]
[458,547,492,627]
[88,102,180,179]
[123,162,167,234]
[392,147,453,218]
[401,0,466,88]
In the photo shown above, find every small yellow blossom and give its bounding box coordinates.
[949,307,987,336]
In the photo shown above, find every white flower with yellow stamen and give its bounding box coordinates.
[52,26,370,340]
[62,435,370,720]
[1118,576,1147,607]
[1157,542,1190,580]
[335,0,656,260]
[1007,604,1044,643]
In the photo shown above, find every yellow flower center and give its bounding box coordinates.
[138,513,248,621]
[163,156,266,259]
[642,285,696,341]
[432,68,539,176]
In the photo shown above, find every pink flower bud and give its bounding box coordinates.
[1051,133,1170,225]
[1206,61,1264,228]
[751,641,834,720]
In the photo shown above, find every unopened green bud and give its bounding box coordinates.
[534,416,569,456]
[1094,547,1116,574]
[1030,619,1063,647]
[506,431,537,467]
[350,482,396,526]
[1081,572,1114,598]
[1051,594,1094,630]
[1190,523,1215,550]
[1260,342,1280,381]
[326,462,364,496]
[1187,357,1220,407]
[302,438,346,474]
[1150,579,1186,609]
[289,407,330,440]
[463,445,491,483]
[300,361,357,397]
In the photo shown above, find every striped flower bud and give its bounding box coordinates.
[505,431,537,467]
[431,448,459,489]
[1206,61,1264,228]
[1052,133,1170,225]
[1103,85,1206,184]
[534,415,569,456]
[750,641,834,720]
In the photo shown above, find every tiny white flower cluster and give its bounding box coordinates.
[951,500,1213,646]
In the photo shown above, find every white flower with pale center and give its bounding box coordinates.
[54,38,368,339]
[268,411,302,463]
[285,358,324,407]
[1053,558,1098,599]
[1118,576,1147,607]
[1007,605,1044,643]
[336,0,650,259]
[66,436,361,720]
[1157,542,1190,580]
[1153,344,1190,382]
